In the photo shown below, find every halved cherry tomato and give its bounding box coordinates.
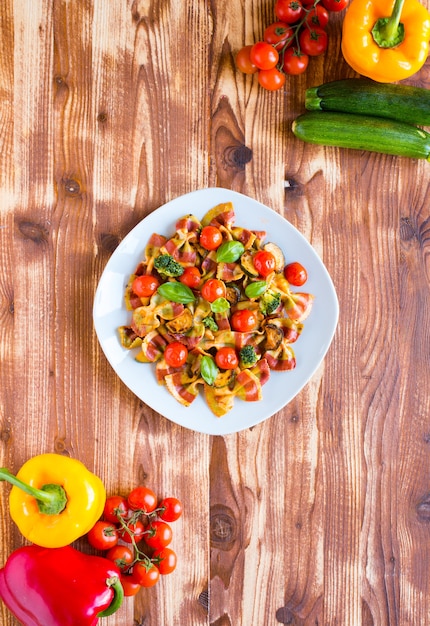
[253,250,276,277]
[132,562,160,587]
[145,521,173,549]
[284,262,308,286]
[264,21,294,49]
[231,309,258,332]
[201,278,226,302]
[200,225,223,250]
[131,275,160,298]
[274,0,304,23]
[158,496,183,522]
[321,0,348,11]
[299,26,328,56]
[127,486,158,513]
[103,495,129,523]
[249,41,279,70]
[87,521,118,551]
[179,266,201,288]
[153,547,177,575]
[215,347,239,370]
[106,545,135,571]
[258,67,286,91]
[120,575,141,596]
[282,47,309,75]
[236,45,259,74]
[164,342,189,367]
[305,4,329,27]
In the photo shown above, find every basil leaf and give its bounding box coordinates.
[245,281,267,299]
[216,241,245,263]
[210,297,230,313]
[201,355,219,386]
[157,282,195,303]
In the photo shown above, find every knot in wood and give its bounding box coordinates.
[276,606,298,624]
[99,232,120,253]
[223,145,252,171]
[210,509,236,546]
[17,220,49,244]
[63,178,81,196]
[97,112,108,123]
[417,494,430,522]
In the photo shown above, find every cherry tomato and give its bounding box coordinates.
[282,47,309,75]
[119,520,145,544]
[106,545,135,571]
[321,0,348,11]
[231,309,258,332]
[236,45,259,74]
[153,547,177,575]
[215,347,239,370]
[127,486,158,513]
[275,0,304,23]
[145,521,173,549]
[253,250,276,277]
[298,26,328,56]
[103,495,129,523]
[132,562,160,587]
[131,275,160,298]
[120,574,141,597]
[200,225,223,250]
[249,41,279,70]
[305,4,329,27]
[264,21,294,49]
[201,278,226,302]
[164,342,189,367]
[284,261,308,286]
[87,521,118,551]
[179,266,201,288]
[159,496,183,522]
[258,67,286,91]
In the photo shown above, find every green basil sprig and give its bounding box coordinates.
[245,281,267,299]
[201,355,219,386]
[210,297,230,313]
[157,282,195,303]
[216,240,245,263]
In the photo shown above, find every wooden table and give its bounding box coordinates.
[1,1,430,625]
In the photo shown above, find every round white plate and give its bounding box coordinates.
[93,188,339,435]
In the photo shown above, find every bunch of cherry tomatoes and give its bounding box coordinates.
[236,0,348,90]
[86,486,183,596]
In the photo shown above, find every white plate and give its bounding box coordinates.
[93,188,339,435]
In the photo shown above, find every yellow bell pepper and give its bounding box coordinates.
[0,453,106,548]
[341,0,430,82]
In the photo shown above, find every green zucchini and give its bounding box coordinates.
[305,79,430,126]
[292,111,430,160]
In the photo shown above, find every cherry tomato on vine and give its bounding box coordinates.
[231,309,258,332]
[253,250,276,277]
[153,547,177,575]
[159,496,183,522]
[179,266,201,289]
[305,4,329,27]
[321,0,348,11]
[281,47,309,74]
[200,225,223,250]
[164,342,189,368]
[132,562,160,587]
[236,45,259,74]
[131,275,160,298]
[87,521,118,551]
[119,520,146,544]
[215,347,239,370]
[284,262,308,286]
[201,278,226,302]
[128,486,158,513]
[249,41,279,70]
[258,67,286,91]
[274,0,304,23]
[103,495,129,523]
[145,521,173,550]
[298,26,328,56]
[120,575,141,597]
[106,545,135,571]
[264,21,294,49]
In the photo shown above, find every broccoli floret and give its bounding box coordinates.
[203,316,219,332]
[154,254,184,278]
[260,290,281,316]
[239,345,258,368]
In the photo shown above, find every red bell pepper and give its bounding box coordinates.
[0,544,124,625]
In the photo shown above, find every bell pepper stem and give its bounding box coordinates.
[0,468,67,515]
[372,0,405,48]
[97,577,124,617]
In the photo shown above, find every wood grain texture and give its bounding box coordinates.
[1,1,430,625]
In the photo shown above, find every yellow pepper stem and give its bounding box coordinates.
[372,0,406,48]
[0,468,67,515]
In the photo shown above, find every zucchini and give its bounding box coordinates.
[263,242,285,271]
[292,111,430,160]
[305,79,430,126]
